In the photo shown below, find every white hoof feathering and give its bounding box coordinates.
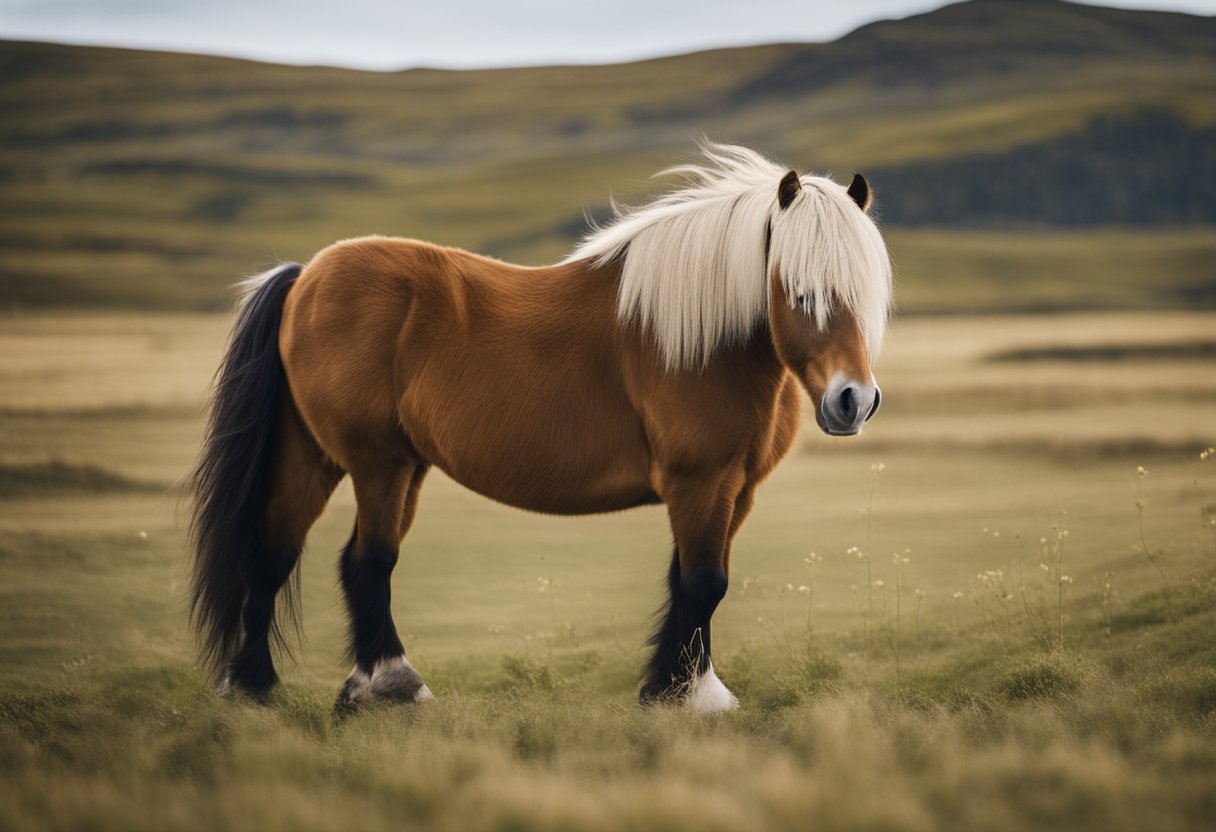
[686,662,739,713]
[339,655,431,704]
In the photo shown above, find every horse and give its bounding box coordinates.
[189,142,892,713]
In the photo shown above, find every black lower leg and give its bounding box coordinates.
[227,549,297,699]
[338,527,404,672]
[640,545,728,703]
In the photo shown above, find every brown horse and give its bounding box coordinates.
[190,143,892,712]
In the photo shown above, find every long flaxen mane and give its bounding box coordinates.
[567,142,893,370]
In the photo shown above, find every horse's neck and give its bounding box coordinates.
[556,255,789,398]
[713,325,790,397]
[546,255,622,290]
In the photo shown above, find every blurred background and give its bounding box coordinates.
[1,0,1214,313]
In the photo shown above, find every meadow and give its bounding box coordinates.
[1,307,1213,831]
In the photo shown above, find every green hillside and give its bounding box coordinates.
[1,0,1214,311]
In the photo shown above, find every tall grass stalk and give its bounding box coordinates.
[1098,571,1116,642]
[1201,447,1216,553]
[892,552,909,682]
[854,547,873,673]
[1135,466,1174,621]
[1048,512,1070,651]
[536,575,557,666]
[803,552,822,636]
[857,462,884,675]
[913,588,925,657]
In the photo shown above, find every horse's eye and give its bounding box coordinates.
[797,294,814,314]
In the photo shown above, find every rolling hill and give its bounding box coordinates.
[0,0,1214,312]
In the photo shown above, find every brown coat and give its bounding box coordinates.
[274,235,869,578]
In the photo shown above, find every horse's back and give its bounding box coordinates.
[280,236,656,512]
[390,244,659,513]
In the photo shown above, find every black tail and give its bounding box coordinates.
[189,263,303,680]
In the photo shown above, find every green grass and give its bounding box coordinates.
[1,582,1213,832]
[0,309,1214,829]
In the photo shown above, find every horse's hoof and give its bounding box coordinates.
[215,671,276,704]
[335,655,433,712]
[685,662,738,714]
[640,663,739,713]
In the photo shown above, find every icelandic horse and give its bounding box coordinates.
[189,143,892,712]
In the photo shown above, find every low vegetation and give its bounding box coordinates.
[1,578,1212,831]
[1,308,1213,829]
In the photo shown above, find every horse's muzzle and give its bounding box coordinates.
[819,380,881,436]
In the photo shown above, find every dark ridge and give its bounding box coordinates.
[79,159,375,188]
[0,120,180,147]
[0,404,200,419]
[0,230,216,257]
[0,107,347,149]
[987,339,1216,363]
[218,106,347,130]
[808,435,1214,460]
[0,461,165,499]
[869,110,1216,225]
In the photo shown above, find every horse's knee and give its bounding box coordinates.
[343,537,399,574]
[363,542,399,573]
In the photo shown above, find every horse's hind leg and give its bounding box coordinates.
[224,401,342,698]
[335,458,431,709]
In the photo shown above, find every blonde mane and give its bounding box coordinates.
[566,142,893,370]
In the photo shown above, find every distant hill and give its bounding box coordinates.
[0,0,1214,311]
[734,0,1216,99]
[871,109,1216,225]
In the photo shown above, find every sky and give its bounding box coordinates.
[2,0,1214,70]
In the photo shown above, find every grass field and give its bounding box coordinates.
[1,308,1213,830]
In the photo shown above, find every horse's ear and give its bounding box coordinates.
[777,170,801,210]
[847,172,872,213]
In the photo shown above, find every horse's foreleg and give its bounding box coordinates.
[336,460,431,710]
[641,467,745,712]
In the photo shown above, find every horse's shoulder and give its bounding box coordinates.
[749,373,802,483]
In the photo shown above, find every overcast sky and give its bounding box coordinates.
[2,0,1214,70]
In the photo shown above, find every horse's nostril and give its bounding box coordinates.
[839,386,856,421]
[866,387,882,421]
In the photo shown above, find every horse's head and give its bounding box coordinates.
[766,170,891,436]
